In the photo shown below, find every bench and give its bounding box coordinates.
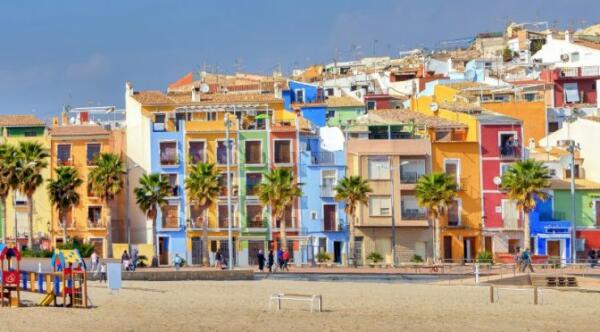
[269,293,322,312]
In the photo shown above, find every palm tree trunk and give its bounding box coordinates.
[523,211,531,251]
[152,215,158,258]
[348,213,356,267]
[27,194,34,249]
[434,216,441,263]
[61,210,67,244]
[279,215,287,252]
[105,200,113,258]
[202,214,209,266]
[1,198,6,244]
[13,190,18,247]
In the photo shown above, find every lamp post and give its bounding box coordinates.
[566,140,580,263]
[126,163,141,254]
[224,114,234,270]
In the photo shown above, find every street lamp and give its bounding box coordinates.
[224,113,234,270]
[566,140,580,263]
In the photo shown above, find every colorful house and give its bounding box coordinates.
[325,96,365,127]
[0,115,51,250]
[49,120,124,258]
[529,195,572,262]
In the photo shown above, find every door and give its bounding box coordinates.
[375,238,392,264]
[89,239,104,258]
[158,237,169,265]
[463,237,476,262]
[191,237,203,265]
[443,236,453,262]
[333,241,342,264]
[248,240,265,266]
[484,236,493,253]
[547,240,560,258]
[323,204,336,231]
[220,238,237,266]
[595,200,600,226]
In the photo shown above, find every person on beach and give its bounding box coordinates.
[215,250,222,269]
[174,253,182,271]
[131,248,139,271]
[514,247,522,271]
[100,262,107,282]
[520,248,534,273]
[277,248,284,270]
[282,249,290,272]
[257,250,265,271]
[267,249,275,272]
[121,250,131,271]
[587,249,597,268]
[91,250,99,274]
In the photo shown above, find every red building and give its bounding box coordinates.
[541,67,600,107]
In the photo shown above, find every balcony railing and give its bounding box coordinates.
[153,122,166,132]
[247,217,264,228]
[560,66,600,78]
[320,184,336,197]
[88,219,107,229]
[160,155,179,166]
[311,151,335,165]
[401,209,427,220]
[499,146,520,159]
[400,171,424,183]
[57,158,73,166]
[162,217,180,229]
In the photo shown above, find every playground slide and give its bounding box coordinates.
[39,293,55,306]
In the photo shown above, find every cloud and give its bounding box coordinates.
[65,53,110,80]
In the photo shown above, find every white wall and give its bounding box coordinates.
[532,37,600,67]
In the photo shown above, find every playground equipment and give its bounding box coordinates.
[0,244,89,308]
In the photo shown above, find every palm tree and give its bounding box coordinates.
[415,172,458,262]
[134,173,171,256]
[185,162,220,266]
[0,144,18,244]
[501,159,551,250]
[16,141,49,249]
[257,168,302,252]
[88,152,125,257]
[335,175,372,267]
[47,167,83,243]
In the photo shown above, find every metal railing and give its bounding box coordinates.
[499,146,520,159]
[401,210,427,220]
[400,172,424,183]
[311,151,336,165]
[320,185,336,197]
[87,220,107,229]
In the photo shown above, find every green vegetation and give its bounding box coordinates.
[134,173,172,256]
[58,238,95,258]
[47,166,83,243]
[410,254,424,263]
[476,251,493,264]
[367,251,384,264]
[316,252,332,263]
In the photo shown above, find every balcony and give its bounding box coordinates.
[400,171,424,184]
[153,122,166,132]
[57,158,73,166]
[320,184,336,197]
[559,66,600,78]
[311,151,335,165]
[247,217,264,228]
[499,145,520,159]
[87,219,107,229]
[401,209,427,220]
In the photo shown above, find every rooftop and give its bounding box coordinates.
[325,96,364,108]
[0,115,45,127]
[49,124,110,137]
[131,90,282,107]
[550,179,600,190]
[347,109,467,132]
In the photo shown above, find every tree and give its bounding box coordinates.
[415,172,458,262]
[185,162,220,266]
[47,167,83,243]
[0,144,18,244]
[501,159,551,250]
[502,47,514,62]
[88,152,125,257]
[134,173,171,257]
[257,168,302,252]
[16,141,49,249]
[334,175,372,267]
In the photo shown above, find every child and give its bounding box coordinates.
[100,263,107,283]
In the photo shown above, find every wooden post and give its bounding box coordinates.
[490,285,494,303]
[83,272,88,309]
[533,286,538,305]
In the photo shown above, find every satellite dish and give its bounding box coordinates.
[430,102,439,112]
[493,176,502,186]
[200,83,210,93]
[464,69,476,82]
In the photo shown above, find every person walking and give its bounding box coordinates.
[99,262,107,283]
[514,247,522,272]
[121,250,131,271]
[174,253,183,271]
[215,249,222,269]
[587,249,597,268]
[257,250,265,272]
[282,249,290,272]
[90,250,99,274]
[267,249,274,273]
[277,248,284,270]
[520,248,534,273]
[131,248,139,271]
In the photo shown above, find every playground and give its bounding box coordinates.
[2,278,600,331]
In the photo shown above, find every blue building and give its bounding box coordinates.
[530,196,573,263]
[284,81,328,127]
[298,127,348,265]
[150,117,188,265]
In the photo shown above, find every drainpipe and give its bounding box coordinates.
[295,111,302,266]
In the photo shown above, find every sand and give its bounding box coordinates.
[2,279,600,331]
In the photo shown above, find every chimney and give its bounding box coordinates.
[125,81,133,97]
[191,87,200,102]
[565,30,572,43]
[52,117,59,126]
[447,57,454,73]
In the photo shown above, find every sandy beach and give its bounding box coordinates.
[2,278,600,331]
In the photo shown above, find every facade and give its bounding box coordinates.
[298,127,347,265]
[325,96,365,127]
[49,122,124,258]
[529,195,572,262]
[0,115,51,250]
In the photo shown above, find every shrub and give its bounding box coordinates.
[58,239,96,258]
[136,255,148,268]
[316,252,331,263]
[476,251,493,264]
[367,251,384,263]
[410,254,424,263]
[21,248,53,258]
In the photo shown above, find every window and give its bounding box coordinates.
[245,173,262,196]
[87,182,96,197]
[594,200,600,226]
[571,52,580,62]
[218,205,230,228]
[16,211,28,236]
[274,140,291,164]
[326,88,334,96]
[500,163,513,177]
[444,159,460,186]
[564,82,580,103]
[189,205,206,228]
[88,206,102,227]
[57,144,72,165]
[366,100,376,111]
[86,143,101,166]
[295,89,305,103]
[400,159,426,183]
[216,140,234,165]
[276,205,294,228]
[218,172,233,196]
[245,141,262,164]
[565,164,580,179]
[435,131,451,142]
[368,157,390,180]
[369,196,392,216]
[320,170,337,197]
[206,111,217,121]
[508,239,520,254]
[246,205,263,228]
[323,204,336,231]
[159,141,178,166]
[161,203,179,228]
[548,122,560,133]
[24,130,38,137]
[188,141,205,164]
[499,133,518,158]
[153,114,166,131]
[15,190,27,205]
[447,200,460,226]
[501,199,519,229]
[161,173,179,197]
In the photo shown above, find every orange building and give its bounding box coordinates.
[49,122,126,258]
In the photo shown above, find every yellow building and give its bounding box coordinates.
[49,121,125,257]
[0,115,52,250]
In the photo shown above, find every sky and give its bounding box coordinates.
[1,0,599,120]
